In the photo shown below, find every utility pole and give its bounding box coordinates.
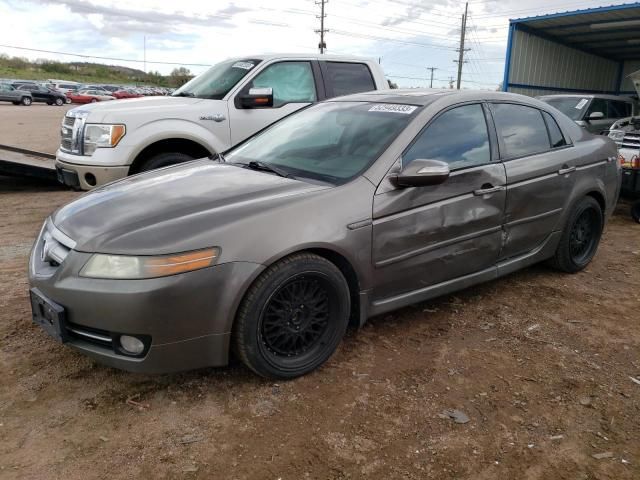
[143,35,146,76]
[315,0,328,54]
[454,2,470,90]
[448,76,455,89]
[427,67,438,88]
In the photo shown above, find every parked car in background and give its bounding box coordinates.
[14,83,67,106]
[538,94,635,134]
[66,89,116,104]
[112,89,143,99]
[55,54,390,189]
[609,70,640,171]
[48,82,80,95]
[0,83,33,105]
[31,90,620,377]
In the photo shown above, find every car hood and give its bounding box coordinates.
[52,160,329,255]
[68,96,211,122]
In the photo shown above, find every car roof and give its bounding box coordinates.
[228,53,376,63]
[538,93,634,102]
[327,89,545,106]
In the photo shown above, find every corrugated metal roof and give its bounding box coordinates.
[512,3,640,61]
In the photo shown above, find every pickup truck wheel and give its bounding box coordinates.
[21,96,32,106]
[55,98,64,106]
[549,196,603,273]
[138,152,195,172]
[631,200,640,224]
[233,253,350,379]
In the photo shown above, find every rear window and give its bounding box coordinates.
[492,103,550,159]
[324,62,375,97]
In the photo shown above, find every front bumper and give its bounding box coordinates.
[29,236,264,373]
[55,156,130,190]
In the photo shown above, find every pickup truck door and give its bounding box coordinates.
[228,60,324,145]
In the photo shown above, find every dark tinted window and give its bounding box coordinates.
[587,98,607,117]
[325,62,375,97]
[542,112,567,148]
[492,103,550,158]
[404,104,490,170]
[608,100,631,118]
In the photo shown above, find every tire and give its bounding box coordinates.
[631,201,640,224]
[138,152,195,172]
[233,253,351,379]
[12,101,19,105]
[65,97,71,104]
[55,98,64,106]
[21,96,32,106]
[549,196,603,273]
[47,101,53,106]
[90,98,97,103]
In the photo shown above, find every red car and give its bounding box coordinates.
[66,89,115,104]
[113,89,143,99]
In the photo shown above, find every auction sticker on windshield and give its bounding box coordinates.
[369,104,418,114]
[575,98,588,110]
[232,62,255,70]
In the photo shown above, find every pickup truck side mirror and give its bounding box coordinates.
[240,87,274,108]
[587,111,604,121]
[393,159,450,188]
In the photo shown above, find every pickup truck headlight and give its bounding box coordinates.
[608,129,625,147]
[80,248,220,279]
[83,124,126,155]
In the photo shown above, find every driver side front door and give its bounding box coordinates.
[371,103,506,310]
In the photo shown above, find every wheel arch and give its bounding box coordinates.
[585,189,606,215]
[129,138,214,174]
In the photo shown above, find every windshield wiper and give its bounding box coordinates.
[173,91,195,97]
[246,160,293,179]
[213,152,227,162]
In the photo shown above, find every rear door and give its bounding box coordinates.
[228,60,323,145]
[492,103,576,260]
[372,102,506,300]
[319,61,377,97]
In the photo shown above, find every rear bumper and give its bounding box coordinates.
[55,155,129,190]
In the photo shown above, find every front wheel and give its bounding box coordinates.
[90,98,97,103]
[550,196,603,273]
[21,96,32,106]
[138,152,195,172]
[55,98,64,106]
[233,253,351,379]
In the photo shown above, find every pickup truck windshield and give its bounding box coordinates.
[542,97,589,121]
[225,101,418,184]
[172,59,262,100]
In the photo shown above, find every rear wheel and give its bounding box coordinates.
[90,98,97,103]
[631,200,640,224]
[233,253,350,379]
[138,152,195,172]
[55,98,64,106]
[550,196,603,273]
[65,97,71,104]
[21,96,32,106]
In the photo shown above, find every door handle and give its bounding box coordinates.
[558,166,576,175]
[473,185,505,196]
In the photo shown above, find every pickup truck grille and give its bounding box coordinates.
[621,133,640,150]
[59,113,86,155]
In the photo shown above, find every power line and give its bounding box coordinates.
[0,44,212,67]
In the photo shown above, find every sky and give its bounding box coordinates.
[0,0,633,90]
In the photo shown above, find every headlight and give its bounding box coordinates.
[608,129,625,146]
[83,124,126,155]
[80,248,220,279]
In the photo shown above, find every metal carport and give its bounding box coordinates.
[503,3,640,97]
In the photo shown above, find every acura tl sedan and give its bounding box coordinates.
[29,90,620,379]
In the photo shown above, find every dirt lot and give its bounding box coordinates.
[0,105,639,479]
[0,104,73,153]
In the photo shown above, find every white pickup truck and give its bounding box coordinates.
[55,54,389,190]
[608,70,640,168]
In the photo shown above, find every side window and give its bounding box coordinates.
[608,100,631,118]
[250,61,316,107]
[403,104,490,170]
[324,62,375,97]
[587,98,607,118]
[542,112,567,148]
[492,103,550,158]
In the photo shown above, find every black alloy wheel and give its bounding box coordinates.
[234,253,350,379]
[550,196,603,273]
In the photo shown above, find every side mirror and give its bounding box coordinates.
[240,87,273,108]
[394,159,450,188]
[588,111,604,121]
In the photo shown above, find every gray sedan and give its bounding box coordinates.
[28,90,620,378]
[0,83,32,105]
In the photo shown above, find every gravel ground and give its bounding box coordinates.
[0,108,638,479]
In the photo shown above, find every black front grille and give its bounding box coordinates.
[66,322,113,348]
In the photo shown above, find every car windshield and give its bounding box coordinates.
[172,59,262,100]
[225,101,418,185]
[541,97,590,120]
